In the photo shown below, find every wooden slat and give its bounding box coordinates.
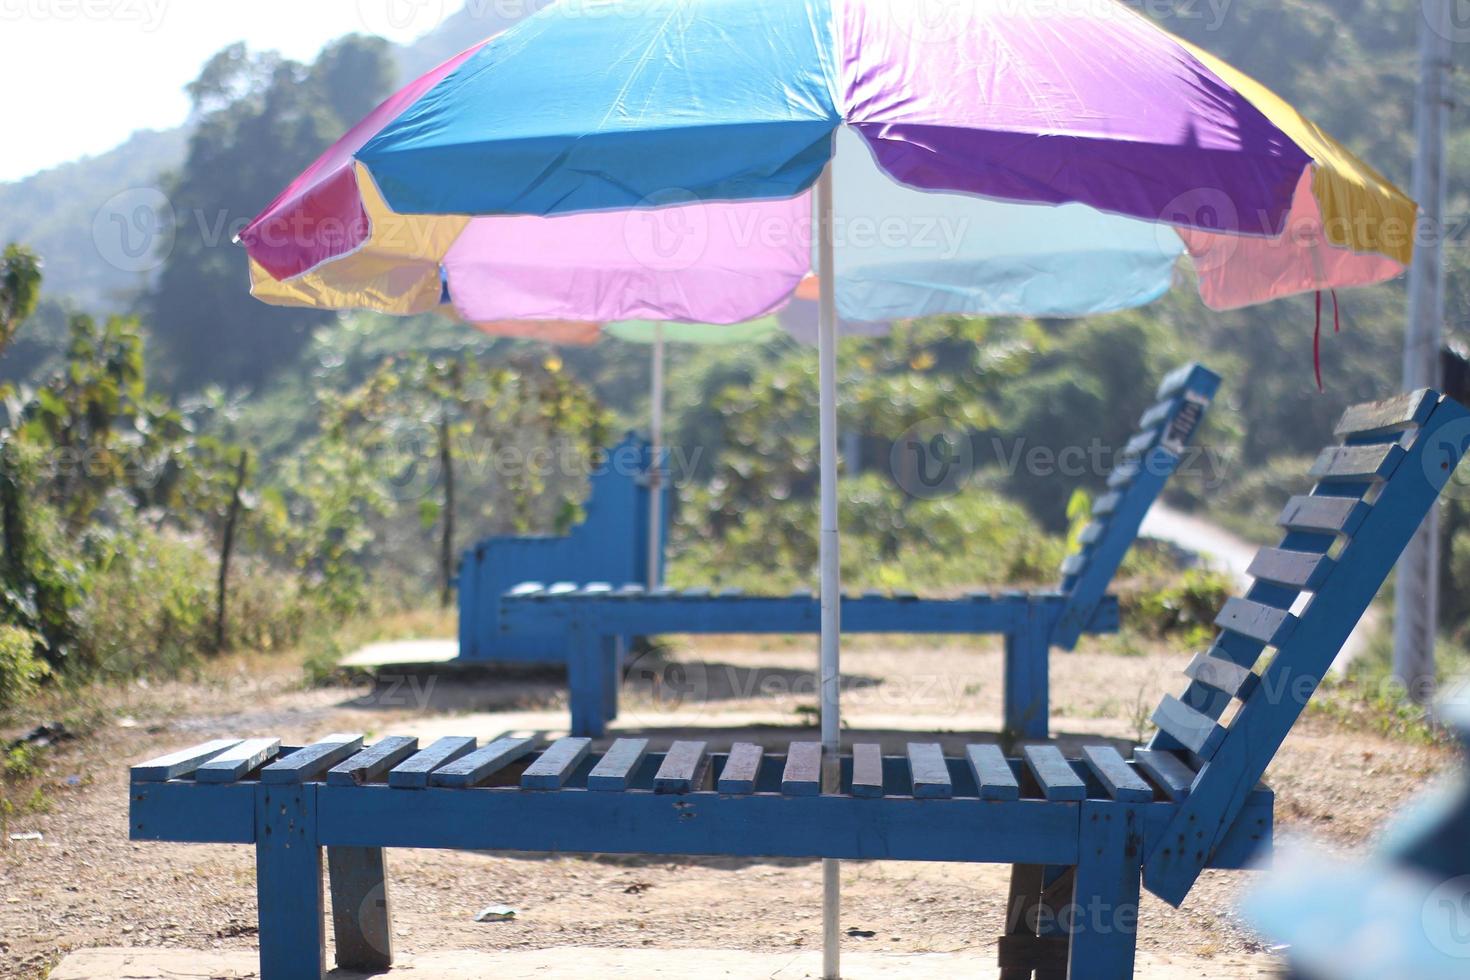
[1138,396,1178,431]
[1152,695,1228,759]
[1077,522,1105,546]
[681,587,712,599]
[1107,462,1139,488]
[1309,443,1404,483]
[716,742,764,795]
[1334,389,1435,438]
[1133,748,1196,802]
[1091,491,1122,517]
[1215,597,1297,647]
[507,582,544,597]
[261,733,364,785]
[1022,745,1086,802]
[521,737,592,790]
[1080,746,1154,803]
[388,736,477,789]
[1277,495,1369,537]
[653,740,709,794]
[965,744,1019,801]
[131,739,241,783]
[547,582,578,595]
[716,587,745,598]
[1247,547,1334,591]
[431,736,535,788]
[195,738,282,784]
[1059,553,1087,578]
[1123,429,1159,458]
[850,743,884,799]
[781,742,823,797]
[1155,362,1203,400]
[327,736,419,787]
[586,738,651,793]
[1184,651,1258,700]
[906,743,952,799]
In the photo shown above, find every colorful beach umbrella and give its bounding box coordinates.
[237,3,1414,972]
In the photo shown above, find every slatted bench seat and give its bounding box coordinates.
[131,734,1273,980]
[130,388,1468,979]
[497,363,1222,740]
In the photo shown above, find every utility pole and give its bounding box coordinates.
[1394,0,1454,701]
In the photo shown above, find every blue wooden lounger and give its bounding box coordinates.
[130,389,1469,980]
[497,363,1221,739]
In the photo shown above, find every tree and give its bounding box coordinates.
[0,244,42,353]
[145,37,396,392]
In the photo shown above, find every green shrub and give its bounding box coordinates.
[0,625,48,709]
[1124,568,1236,648]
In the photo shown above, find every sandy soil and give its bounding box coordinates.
[0,634,1455,979]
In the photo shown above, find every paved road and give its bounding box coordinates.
[1141,504,1375,670]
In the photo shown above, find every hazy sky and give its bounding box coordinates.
[0,0,468,183]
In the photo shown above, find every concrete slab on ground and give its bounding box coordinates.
[339,639,458,669]
[53,947,1273,979]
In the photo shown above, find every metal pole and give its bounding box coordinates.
[648,323,666,589]
[1394,0,1453,701]
[817,163,842,980]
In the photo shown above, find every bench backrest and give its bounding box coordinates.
[1141,389,1470,906]
[1052,363,1221,648]
[457,432,669,661]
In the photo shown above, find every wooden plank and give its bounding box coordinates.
[1077,522,1106,546]
[131,739,241,782]
[1133,748,1196,802]
[850,743,884,799]
[1058,553,1087,577]
[1138,396,1178,431]
[1123,429,1159,458]
[586,738,651,792]
[195,738,281,784]
[261,734,365,785]
[781,742,823,797]
[907,743,952,799]
[1080,746,1154,803]
[507,582,544,597]
[1309,443,1404,483]
[1247,547,1334,591]
[255,785,325,975]
[431,736,535,788]
[1215,598,1297,647]
[387,736,477,789]
[327,736,419,787]
[521,737,592,790]
[965,744,1019,801]
[1091,491,1122,517]
[717,742,764,795]
[653,740,709,794]
[1021,745,1086,802]
[1106,462,1139,488]
[1153,695,1228,759]
[1334,389,1435,438]
[327,846,392,971]
[1277,495,1369,537]
[1184,652,1258,700]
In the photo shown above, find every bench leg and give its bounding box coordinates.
[327,846,393,972]
[255,785,325,980]
[1003,609,1051,741]
[1065,803,1143,980]
[567,626,607,738]
[602,635,624,723]
[1000,864,1072,980]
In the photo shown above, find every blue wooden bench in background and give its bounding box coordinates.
[495,363,1221,739]
[129,388,1468,979]
[456,432,669,662]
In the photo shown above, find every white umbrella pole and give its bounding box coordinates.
[648,323,666,588]
[816,163,842,980]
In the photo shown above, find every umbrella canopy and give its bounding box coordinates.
[241,0,1411,327]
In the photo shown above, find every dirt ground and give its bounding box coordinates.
[0,633,1455,979]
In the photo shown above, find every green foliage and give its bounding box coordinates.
[1124,568,1238,649]
[145,37,397,390]
[0,244,42,350]
[0,625,47,710]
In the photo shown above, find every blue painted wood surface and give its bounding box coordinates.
[1143,391,1470,907]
